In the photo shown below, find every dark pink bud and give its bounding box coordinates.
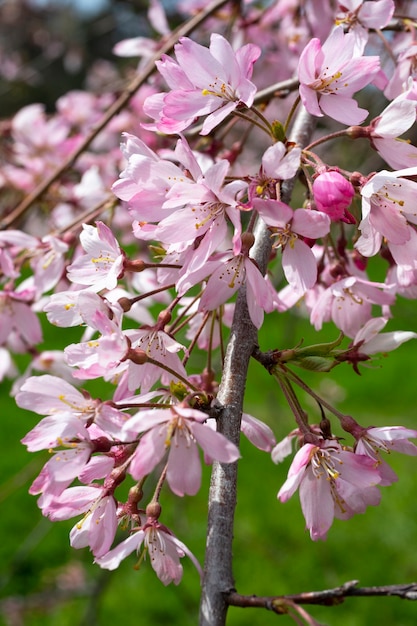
[313,171,355,222]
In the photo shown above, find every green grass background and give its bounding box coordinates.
[1,296,417,626]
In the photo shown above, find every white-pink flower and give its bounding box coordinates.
[143,34,260,135]
[278,440,382,540]
[298,26,380,124]
[67,221,125,291]
[96,517,202,584]
[123,405,240,496]
[355,168,417,271]
[253,198,331,294]
[355,425,417,485]
[352,317,417,355]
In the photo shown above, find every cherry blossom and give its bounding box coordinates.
[253,198,331,294]
[123,405,240,496]
[66,221,125,292]
[336,0,394,45]
[310,274,395,337]
[351,317,417,355]
[143,34,261,135]
[298,26,380,124]
[355,426,417,486]
[349,90,417,169]
[96,515,202,585]
[278,440,382,540]
[355,168,417,269]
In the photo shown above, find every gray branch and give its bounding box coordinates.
[227,580,417,613]
[198,106,317,626]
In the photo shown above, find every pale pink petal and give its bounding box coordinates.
[96,531,145,570]
[241,413,276,452]
[282,240,317,293]
[299,467,334,540]
[167,437,201,496]
[129,428,167,480]
[191,421,240,463]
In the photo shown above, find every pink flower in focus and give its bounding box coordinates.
[123,405,240,496]
[364,92,417,169]
[143,34,260,135]
[312,171,356,223]
[355,168,417,270]
[67,221,125,292]
[253,198,331,294]
[70,494,118,557]
[278,441,381,540]
[298,26,380,124]
[96,516,202,585]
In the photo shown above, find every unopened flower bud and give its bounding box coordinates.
[313,171,355,223]
[118,297,132,312]
[124,259,146,272]
[157,309,172,327]
[146,502,162,519]
[241,232,255,253]
[128,349,148,364]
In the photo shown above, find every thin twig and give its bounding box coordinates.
[227,581,417,613]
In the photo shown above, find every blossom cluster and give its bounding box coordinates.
[1,0,417,587]
[274,423,417,540]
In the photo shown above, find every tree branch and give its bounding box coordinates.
[227,580,417,613]
[199,106,316,626]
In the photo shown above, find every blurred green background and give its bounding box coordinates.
[2,1,417,625]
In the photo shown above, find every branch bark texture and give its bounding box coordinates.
[199,107,317,626]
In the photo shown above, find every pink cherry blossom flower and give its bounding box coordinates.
[96,516,202,585]
[241,412,276,452]
[70,494,118,557]
[355,426,417,485]
[385,43,417,100]
[112,134,193,224]
[298,26,380,124]
[355,168,417,269]
[0,285,42,347]
[143,34,261,135]
[312,171,356,223]
[195,248,275,329]
[278,440,381,540]
[336,0,394,46]
[41,485,119,557]
[66,221,125,292]
[124,327,187,393]
[253,198,331,294]
[27,425,94,504]
[310,274,395,337]
[352,317,417,355]
[154,157,245,257]
[249,142,302,201]
[16,374,128,436]
[349,90,417,169]
[123,405,240,496]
